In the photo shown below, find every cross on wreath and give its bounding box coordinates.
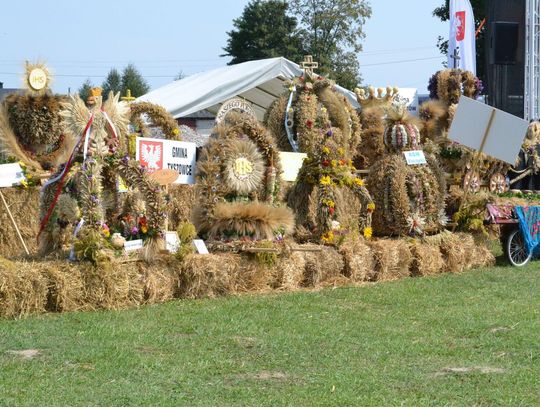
[300,55,319,79]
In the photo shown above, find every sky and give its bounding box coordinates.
[0,0,448,95]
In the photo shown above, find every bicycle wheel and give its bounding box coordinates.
[506,229,532,267]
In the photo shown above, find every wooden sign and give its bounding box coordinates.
[448,96,529,164]
[149,169,179,186]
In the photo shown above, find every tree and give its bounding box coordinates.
[222,0,305,65]
[433,0,486,83]
[102,68,122,97]
[175,70,186,81]
[289,0,372,89]
[78,79,93,102]
[120,64,150,97]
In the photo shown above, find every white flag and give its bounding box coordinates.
[448,0,476,75]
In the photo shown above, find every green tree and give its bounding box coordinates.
[102,68,122,97]
[289,0,372,89]
[223,0,305,64]
[120,64,150,97]
[433,0,486,83]
[78,78,93,102]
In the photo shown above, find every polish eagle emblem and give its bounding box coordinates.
[140,142,162,171]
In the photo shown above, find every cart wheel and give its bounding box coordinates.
[462,170,480,193]
[489,173,509,193]
[506,229,532,267]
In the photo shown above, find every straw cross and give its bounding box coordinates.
[300,55,319,79]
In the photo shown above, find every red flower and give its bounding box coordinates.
[322,159,330,167]
[306,120,313,129]
[329,207,335,215]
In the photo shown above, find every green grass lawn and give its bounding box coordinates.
[1,261,539,407]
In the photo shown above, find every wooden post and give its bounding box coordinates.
[0,190,30,255]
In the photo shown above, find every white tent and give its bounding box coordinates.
[136,57,360,121]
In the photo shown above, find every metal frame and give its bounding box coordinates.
[525,0,540,121]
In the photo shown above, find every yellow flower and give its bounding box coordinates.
[320,175,332,186]
[20,179,28,188]
[337,148,345,156]
[354,178,364,187]
[321,231,334,243]
[26,173,32,180]
[18,161,26,168]
[141,225,148,234]
[173,128,180,136]
[367,202,376,212]
[102,229,110,238]
[331,160,337,167]
[363,227,373,239]
[322,147,330,155]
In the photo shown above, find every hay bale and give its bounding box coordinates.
[179,253,238,299]
[471,242,496,269]
[271,251,306,290]
[42,261,86,312]
[232,255,274,293]
[338,236,375,282]
[368,239,412,281]
[80,260,145,309]
[0,258,47,319]
[301,245,345,287]
[435,231,470,273]
[409,240,445,277]
[140,261,179,304]
[0,187,40,258]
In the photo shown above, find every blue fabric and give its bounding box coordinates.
[514,206,540,254]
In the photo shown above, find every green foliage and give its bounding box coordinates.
[73,229,112,264]
[2,265,540,404]
[223,0,305,65]
[175,221,197,261]
[120,63,150,98]
[223,0,371,89]
[433,0,486,83]
[290,0,372,89]
[101,68,122,97]
[78,78,93,102]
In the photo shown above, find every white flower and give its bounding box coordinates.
[407,212,426,235]
[331,220,341,231]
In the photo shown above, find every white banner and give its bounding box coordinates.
[136,137,196,185]
[448,0,476,74]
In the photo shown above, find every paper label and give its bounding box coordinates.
[165,232,180,253]
[403,150,427,165]
[0,163,26,188]
[192,239,209,254]
[124,239,143,252]
[279,152,307,182]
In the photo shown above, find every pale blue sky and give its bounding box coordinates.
[0,0,447,94]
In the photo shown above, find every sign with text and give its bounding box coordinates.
[124,239,143,252]
[215,98,256,123]
[403,150,427,165]
[136,137,196,184]
[0,163,26,188]
[279,152,307,182]
[448,96,529,164]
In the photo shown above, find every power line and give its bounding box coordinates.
[361,56,444,67]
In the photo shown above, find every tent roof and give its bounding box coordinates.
[136,57,359,120]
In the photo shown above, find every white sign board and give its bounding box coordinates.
[192,239,209,254]
[394,88,419,116]
[124,239,144,252]
[215,98,256,123]
[136,137,196,184]
[403,150,427,165]
[279,152,307,182]
[0,163,26,188]
[165,231,180,253]
[448,96,529,164]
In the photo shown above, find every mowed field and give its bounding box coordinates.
[1,261,539,406]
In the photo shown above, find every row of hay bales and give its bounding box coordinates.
[0,231,494,319]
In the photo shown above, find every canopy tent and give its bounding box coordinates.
[136,57,360,121]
